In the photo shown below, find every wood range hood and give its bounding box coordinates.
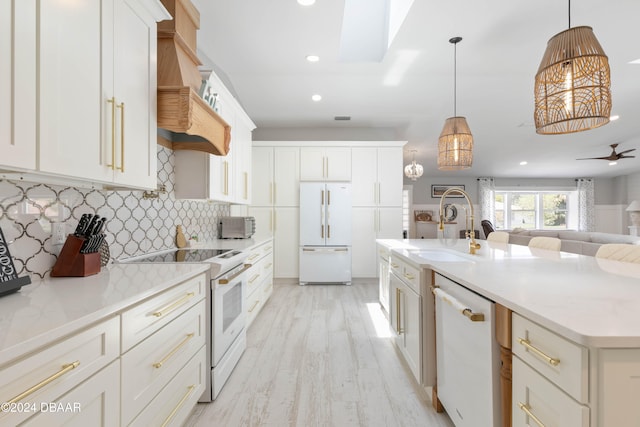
[157,0,230,156]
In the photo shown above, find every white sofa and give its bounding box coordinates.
[505,229,640,256]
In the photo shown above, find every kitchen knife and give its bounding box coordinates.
[92,218,106,236]
[83,215,100,238]
[74,214,91,236]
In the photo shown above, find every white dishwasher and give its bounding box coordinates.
[434,273,500,427]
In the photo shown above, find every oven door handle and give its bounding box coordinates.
[218,263,252,285]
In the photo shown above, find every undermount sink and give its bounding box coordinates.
[410,250,473,262]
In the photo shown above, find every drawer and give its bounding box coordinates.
[513,356,589,427]
[121,299,206,426]
[246,251,274,297]
[0,317,119,426]
[130,345,206,427]
[377,244,390,261]
[245,241,272,265]
[21,360,120,427]
[390,255,420,294]
[247,276,274,327]
[512,313,588,403]
[121,273,206,352]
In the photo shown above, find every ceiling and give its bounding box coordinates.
[192,0,640,179]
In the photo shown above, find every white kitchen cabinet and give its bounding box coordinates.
[352,147,403,207]
[352,207,402,277]
[377,243,391,315]
[274,207,299,278]
[389,255,422,384]
[244,240,274,327]
[0,0,36,171]
[299,147,351,181]
[252,146,300,207]
[0,317,120,426]
[37,0,167,189]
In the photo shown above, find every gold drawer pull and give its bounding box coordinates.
[153,333,195,369]
[152,292,195,317]
[8,361,80,404]
[219,264,252,284]
[390,262,399,269]
[403,273,415,280]
[264,246,272,252]
[518,338,560,366]
[264,263,273,270]
[161,385,195,427]
[248,274,260,284]
[248,300,260,312]
[396,288,404,334]
[247,254,260,261]
[518,402,546,427]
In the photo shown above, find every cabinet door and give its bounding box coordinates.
[325,147,351,181]
[377,147,403,206]
[0,0,36,170]
[252,147,274,206]
[38,0,113,183]
[248,207,274,238]
[351,148,378,206]
[402,281,422,384]
[299,147,325,181]
[274,207,299,278]
[233,121,252,204]
[274,147,300,206]
[112,0,158,189]
[378,253,390,313]
[352,207,377,277]
[22,361,120,427]
[378,207,403,239]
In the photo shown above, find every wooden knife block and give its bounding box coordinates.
[51,235,101,277]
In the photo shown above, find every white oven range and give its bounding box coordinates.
[119,248,251,401]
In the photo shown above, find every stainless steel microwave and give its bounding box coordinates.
[220,217,256,239]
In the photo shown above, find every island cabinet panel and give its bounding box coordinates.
[597,349,640,427]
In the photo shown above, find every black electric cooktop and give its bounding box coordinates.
[127,249,233,263]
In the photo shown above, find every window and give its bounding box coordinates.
[494,191,571,230]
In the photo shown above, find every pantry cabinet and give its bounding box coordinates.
[0,0,36,171]
[37,0,168,189]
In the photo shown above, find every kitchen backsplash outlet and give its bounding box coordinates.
[0,146,229,278]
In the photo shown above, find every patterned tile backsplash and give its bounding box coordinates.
[0,146,229,279]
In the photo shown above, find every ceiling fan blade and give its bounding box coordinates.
[576,156,613,160]
[619,155,636,159]
[617,148,636,155]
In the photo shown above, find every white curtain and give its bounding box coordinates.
[576,178,595,231]
[478,177,495,224]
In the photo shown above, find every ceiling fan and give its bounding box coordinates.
[577,143,636,161]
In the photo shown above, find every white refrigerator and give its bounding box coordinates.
[299,182,352,285]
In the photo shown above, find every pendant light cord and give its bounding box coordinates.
[453,41,457,117]
[568,0,571,28]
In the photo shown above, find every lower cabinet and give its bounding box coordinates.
[244,240,274,327]
[389,255,422,384]
[377,243,391,315]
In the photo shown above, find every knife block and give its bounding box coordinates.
[51,235,101,277]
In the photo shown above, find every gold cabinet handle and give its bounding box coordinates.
[263,282,272,293]
[390,262,399,269]
[152,292,195,317]
[273,183,276,205]
[517,338,560,366]
[396,287,404,334]
[518,402,546,427]
[264,246,273,252]
[106,97,116,170]
[244,171,248,199]
[248,300,260,312]
[153,333,195,369]
[328,224,331,239]
[116,101,125,172]
[247,253,260,261]
[433,287,485,322]
[8,361,80,404]
[248,274,260,284]
[269,182,273,204]
[224,161,229,195]
[160,385,195,427]
[403,273,415,280]
[219,264,252,285]
[264,263,273,270]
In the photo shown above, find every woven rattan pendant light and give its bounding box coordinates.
[438,37,473,170]
[534,0,611,134]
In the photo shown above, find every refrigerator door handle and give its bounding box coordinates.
[327,190,331,205]
[328,224,330,238]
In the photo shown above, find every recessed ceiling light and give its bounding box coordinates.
[609,161,618,166]
[519,161,528,166]
[610,114,620,121]
[297,0,315,5]
[306,55,320,62]
[311,94,322,102]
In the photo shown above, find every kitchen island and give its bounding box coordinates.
[379,238,640,427]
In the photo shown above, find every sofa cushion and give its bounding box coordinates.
[560,240,583,254]
[590,232,640,245]
[508,234,532,246]
[580,242,602,257]
[529,230,560,238]
[558,231,592,242]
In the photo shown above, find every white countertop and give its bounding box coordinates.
[0,262,210,366]
[379,238,640,348]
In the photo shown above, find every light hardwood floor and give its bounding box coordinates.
[185,280,455,427]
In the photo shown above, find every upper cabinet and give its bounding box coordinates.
[352,147,403,207]
[1,0,169,190]
[38,0,168,189]
[300,147,351,181]
[252,146,300,207]
[0,0,36,171]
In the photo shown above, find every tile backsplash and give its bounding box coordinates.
[0,146,229,279]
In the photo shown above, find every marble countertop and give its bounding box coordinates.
[379,238,640,348]
[0,262,210,366]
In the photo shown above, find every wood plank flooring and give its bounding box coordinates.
[185,280,455,427]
